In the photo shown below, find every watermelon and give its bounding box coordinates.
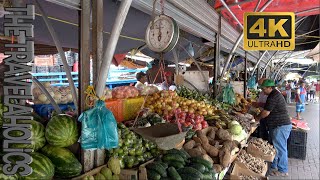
[8,120,46,151]
[41,145,82,178]
[0,164,19,180]
[45,114,78,147]
[20,152,54,180]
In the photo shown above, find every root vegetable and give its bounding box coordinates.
[193,137,202,144]
[236,150,265,174]
[202,143,219,157]
[219,148,231,168]
[217,129,232,141]
[202,154,214,164]
[183,140,195,150]
[249,137,276,156]
[213,164,223,173]
[187,146,206,157]
[207,129,216,141]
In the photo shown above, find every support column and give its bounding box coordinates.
[79,0,93,172]
[92,0,104,86]
[214,14,221,98]
[244,52,248,98]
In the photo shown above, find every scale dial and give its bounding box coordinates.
[145,15,179,53]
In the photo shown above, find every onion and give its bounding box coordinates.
[38,94,47,102]
[43,82,51,88]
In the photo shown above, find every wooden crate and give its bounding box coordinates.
[138,159,155,180]
[72,165,138,180]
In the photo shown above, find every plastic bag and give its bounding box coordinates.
[222,84,236,105]
[247,76,256,89]
[78,100,118,150]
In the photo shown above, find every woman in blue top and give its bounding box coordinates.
[295,81,307,120]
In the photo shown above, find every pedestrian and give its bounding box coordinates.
[161,72,176,91]
[306,82,311,102]
[295,81,307,120]
[135,72,148,91]
[309,81,316,102]
[255,79,292,177]
[285,80,292,103]
[316,80,320,102]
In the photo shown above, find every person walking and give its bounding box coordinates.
[309,81,316,102]
[316,80,320,102]
[255,79,292,177]
[285,81,292,104]
[295,81,307,120]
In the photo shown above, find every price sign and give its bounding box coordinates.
[244,12,295,50]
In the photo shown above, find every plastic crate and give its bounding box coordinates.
[288,129,308,146]
[123,97,144,121]
[105,99,124,122]
[32,103,75,119]
[288,144,306,160]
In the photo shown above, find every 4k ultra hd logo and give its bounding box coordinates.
[244,12,295,50]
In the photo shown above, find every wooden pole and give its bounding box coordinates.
[79,0,93,172]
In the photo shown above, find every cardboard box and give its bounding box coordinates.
[247,143,276,162]
[138,159,155,180]
[230,163,268,180]
[72,165,138,180]
[234,160,268,177]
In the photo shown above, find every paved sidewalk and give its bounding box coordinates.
[269,102,319,180]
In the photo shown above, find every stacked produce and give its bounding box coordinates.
[234,93,251,113]
[248,138,276,156]
[82,157,121,180]
[176,86,212,102]
[236,151,266,175]
[32,82,77,104]
[165,109,208,130]
[183,128,240,173]
[139,85,159,96]
[146,149,216,180]
[112,86,139,99]
[108,123,160,168]
[133,112,166,127]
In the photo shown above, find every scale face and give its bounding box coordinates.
[145,15,179,53]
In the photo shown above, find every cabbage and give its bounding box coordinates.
[232,129,247,142]
[228,120,240,129]
[230,124,242,135]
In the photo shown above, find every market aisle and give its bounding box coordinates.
[270,102,320,180]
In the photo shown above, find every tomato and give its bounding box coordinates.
[201,121,208,129]
[179,119,185,124]
[195,118,201,124]
[188,113,195,119]
[175,108,182,114]
[185,122,192,127]
[195,123,202,130]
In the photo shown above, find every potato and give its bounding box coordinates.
[187,147,206,157]
[207,129,216,140]
[213,164,223,173]
[183,140,195,150]
[219,148,231,168]
[216,129,232,141]
[193,136,202,144]
[202,143,219,157]
[199,135,209,145]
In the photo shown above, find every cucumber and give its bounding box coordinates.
[146,162,167,177]
[177,167,203,179]
[189,157,212,169]
[167,161,184,169]
[167,167,182,180]
[179,174,200,180]
[202,172,213,180]
[189,163,206,173]
[160,177,172,180]
[180,149,191,158]
[158,162,168,169]
[147,170,161,180]
[163,154,185,164]
[166,149,188,161]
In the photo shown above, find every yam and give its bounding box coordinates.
[202,143,219,157]
[193,136,202,144]
[183,140,195,150]
[222,140,237,151]
[187,146,206,157]
[202,154,214,164]
[216,129,232,141]
[196,130,205,137]
[199,135,209,145]
[213,164,223,173]
[219,149,231,168]
[207,129,216,140]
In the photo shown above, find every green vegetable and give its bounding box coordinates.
[146,163,167,177]
[94,173,106,180]
[163,154,184,164]
[202,172,214,180]
[158,162,168,169]
[167,161,184,169]
[189,157,212,169]
[100,167,112,179]
[230,124,242,135]
[177,167,203,179]
[108,157,121,175]
[147,169,161,180]
[189,163,206,173]
[167,167,181,180]
[166,149,188,161]
[179,174,200,180]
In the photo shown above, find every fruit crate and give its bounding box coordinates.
[138,159,155,180]
[32,103,75,119]
[288,129,308,146]
[105,99,124,122]
[288,144,307,160]
[123,97,144,121]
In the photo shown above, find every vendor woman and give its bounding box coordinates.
[255,79,292,177]
[135,72,148,91]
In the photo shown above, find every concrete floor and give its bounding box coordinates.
[269,102,320,180]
